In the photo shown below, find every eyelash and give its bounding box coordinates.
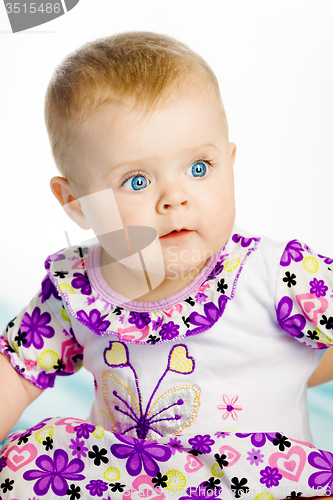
[121,157,217,188]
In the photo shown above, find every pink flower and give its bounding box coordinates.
[25,359,37,371]
[217,395,242,420]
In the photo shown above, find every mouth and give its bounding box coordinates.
[160,229,193,239]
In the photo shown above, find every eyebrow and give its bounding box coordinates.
[110,143,218,172]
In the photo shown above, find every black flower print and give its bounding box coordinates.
[204,477,221,492]
[286,491,303,498]
[184,297,195,307]
[53,358,66,373]
[109,482,126,492]
[147,335,161,344]
[88,445,109,466]
[67,484,81,500]
[231,477,250,498]
[320,315,333,330]
[182,316,191,328]
[5,317,16,332]
[1,478,14,493]
[272,433,291,451]
[74,246,88,257]
[214,453,229,469]
[43,437,53,451]
[306,330,320,340]
[152,472,168,488]
[113,307,124,316]
[283,272,297,288]
[17,433,31,445]
[14,329,28,347]
[54,271,69,279]
[217,278,228,294]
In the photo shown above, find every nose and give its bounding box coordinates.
[156,182,189,213]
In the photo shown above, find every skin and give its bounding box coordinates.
[51,89,237,301]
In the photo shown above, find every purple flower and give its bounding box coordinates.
[309,278,328,298]
[308,449,333,491]
[214,432,230,439]
[160,321,180,340]
[232,234,256,247]
[45,252,66,270]
[74,423,96,439]
[180,481,222,499]
[206,260,225,281]
[128,312,151,329]
[188,434,215,454]
[276,296,306,339]
[69,437,88,459]
[152,316,163,331]
[21,307,55,349]
[76,309,111,334]
[86,479,109,497]
[318,254,333,265]
[260,466,282,488]
[195,292,208,304]
[23,449,85,496]
[188,295,228,335]
[0,456,7,472]
[71,271,92,295]
[167,437,184,455]
[39,276,62,303]
[235,433,277,447]
[280,240,305,267]
[111,434,171,477]
[247,448,264,466]
[36,371,56,389]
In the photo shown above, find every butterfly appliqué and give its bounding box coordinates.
[102,341,201,440]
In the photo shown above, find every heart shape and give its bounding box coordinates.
[269,446,306,481]
[72,258,87,270]
[104,342,128,367]
[168,345,194,374]
[5,444,37,472]
[219,445,241,467]
[131,475,166,499]
[296,293,328,324]
[184,455,204,472]
[55,417,87,433]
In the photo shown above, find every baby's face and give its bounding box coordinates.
[70,88,236,277]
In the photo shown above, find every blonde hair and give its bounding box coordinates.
[45,31,226,176]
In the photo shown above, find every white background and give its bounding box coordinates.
[0,1,332,307]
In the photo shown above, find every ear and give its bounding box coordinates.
[229,142,237,167]
[50,176,91,230]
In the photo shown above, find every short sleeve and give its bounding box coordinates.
[275,239,333,348]
[0,275,84,389]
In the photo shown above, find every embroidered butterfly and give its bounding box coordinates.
[102,341,201,440]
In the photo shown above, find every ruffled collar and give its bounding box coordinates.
[47,229,260,344]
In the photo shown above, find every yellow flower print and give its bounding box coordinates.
[224,259,241,272]
[103,467,121,481]
[303,256,319,273]
[254,493,274,500]
[35,426,54,444]
[211,462,224,478]
[38,350,59,370]
[166,469,186,491]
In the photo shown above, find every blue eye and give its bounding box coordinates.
[186,161,207,178]
[123,174,149,191]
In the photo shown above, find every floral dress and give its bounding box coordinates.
[0,229,333,499]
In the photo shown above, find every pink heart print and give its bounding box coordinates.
[219,445,241,467]
[184,454,204,472]
[296,293,328,324]
[5,444,37,472]
[268,445,306,481]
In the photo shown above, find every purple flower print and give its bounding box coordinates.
[260,466,282,488]
[180,481,222,499]
[308,449,333,492]
[23,449,85,496]
[276,296,306,339]
[21,307,55,349]
[86,479,109,497]
[232,234,256,248]
[215,431,230,439]
[206,260,225,281]
[45,252,66,270]
[280,240,305,267]
[318,254,333,265]
[167,437,184,455]
[195,292,208,304]
[309,278,328,298]
[128,312,151,329]
[36,371,56,389]
[111,434,171,477]
[152,316,163,331]
[69,438,88,459]
[160,321,180,340]
[71,271,92,295]
[76,309,111,334]
[39,276,62,303]
[188,434,215,454]
[74,423,96,439]
[247,448,264,466]
[235,432,277,447]
[189,295,228,335]
[0,456,7,472]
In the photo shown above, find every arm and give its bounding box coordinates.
[0,352,44,443]
[308,348,333,387]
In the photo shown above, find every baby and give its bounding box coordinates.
[0,31,333,499]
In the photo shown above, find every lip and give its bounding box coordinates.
[160,229,193,239]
